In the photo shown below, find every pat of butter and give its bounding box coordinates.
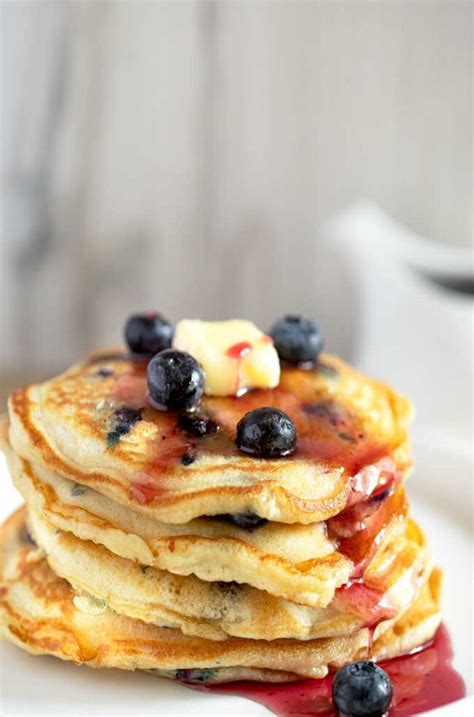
[173,319,280,396]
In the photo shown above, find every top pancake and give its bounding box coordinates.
[8,350,413,524]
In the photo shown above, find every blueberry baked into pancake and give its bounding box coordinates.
[0,314,465,715]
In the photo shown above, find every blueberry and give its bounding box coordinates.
[107,406,142,446]
[174,668,218,683]
[269,315,323,364]
[332,661,393,717]
[96,367,113,377]
[23,526,37,546]
[215,581,242,599]
[71,482,88,496]
[214,512,268,529]
[114,405,142,430]
[236,407,296,458]
[181,451,197,466]
[125,312,173,355]
[177,413,218,438]
[147,349,205,412]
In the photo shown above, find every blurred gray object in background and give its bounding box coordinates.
[324,203,473,451]
[0,0,472,380]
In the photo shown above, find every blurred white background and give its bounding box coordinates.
[0,0,472,388]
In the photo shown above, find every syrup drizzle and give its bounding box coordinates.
[202,624,465,716]
[226,340,253,395]
[104,360,404,511]
[329,487,406,576]
[329,488,410,626]
[226,341,253,360]
[108,363,400,473]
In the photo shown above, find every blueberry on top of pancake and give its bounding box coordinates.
[269,315,323,365]
[125,312,173,355]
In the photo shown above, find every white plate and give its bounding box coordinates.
[0,439,472,717]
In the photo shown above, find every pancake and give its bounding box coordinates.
[8,350,413,524]
[0,508,440,682]
[1,432,352,607]
[25,503,430,643]
[156,573,443,683]
[369,568,443,662]
[0,507,368,679]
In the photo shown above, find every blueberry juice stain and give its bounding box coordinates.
[199,624,465,716]
[107,406,142,446]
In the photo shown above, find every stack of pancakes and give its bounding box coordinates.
[0,350,441,683]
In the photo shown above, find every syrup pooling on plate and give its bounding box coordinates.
[203,625,465,717]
